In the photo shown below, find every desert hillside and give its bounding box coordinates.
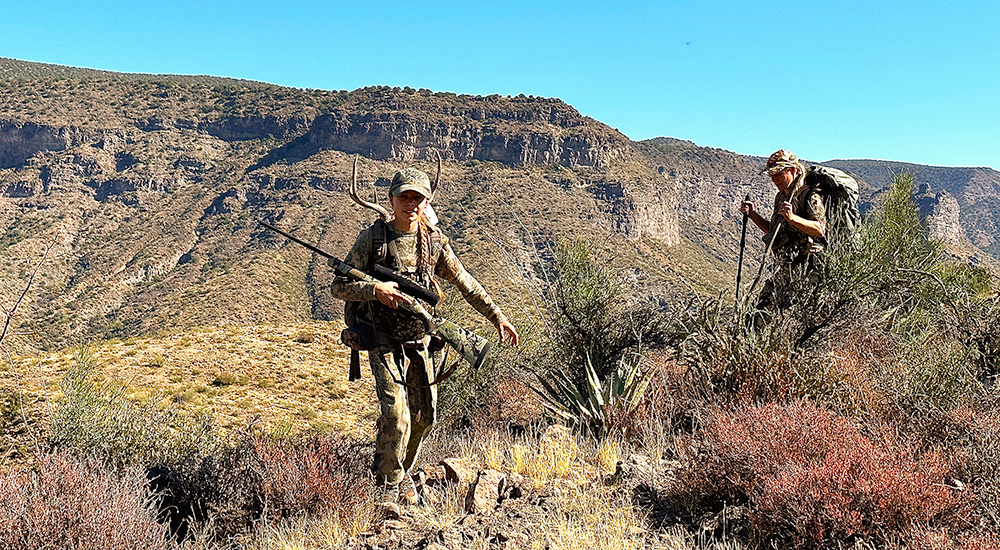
[4,58,999,349]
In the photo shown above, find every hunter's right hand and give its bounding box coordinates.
[374,281,413,309]
[739,200,754,216]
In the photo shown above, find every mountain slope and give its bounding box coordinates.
[0,59,682,348]
[1,59,997,349]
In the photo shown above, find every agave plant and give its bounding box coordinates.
[532,352,650,436]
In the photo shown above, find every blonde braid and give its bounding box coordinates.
[418,214,444,303]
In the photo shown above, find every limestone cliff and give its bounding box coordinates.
[916,183,964,245]
[291,110,629,168]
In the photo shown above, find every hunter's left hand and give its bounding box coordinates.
[498,320,519,347]
[778,201,794,220]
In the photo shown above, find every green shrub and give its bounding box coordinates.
[543,239,671,383]
[524,238,671,432]
[49,345,200,469]
[532,351,649,436]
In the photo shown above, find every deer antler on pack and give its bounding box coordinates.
[349,155,390,220]
[431,148,442,195]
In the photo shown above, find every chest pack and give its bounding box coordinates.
[804,165,861,244]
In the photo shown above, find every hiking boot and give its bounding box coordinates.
[398,475,420,506]
[373,482,405,520]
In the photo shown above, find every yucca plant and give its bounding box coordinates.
[532,352,650,436]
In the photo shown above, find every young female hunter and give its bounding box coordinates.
[330,167,518,502]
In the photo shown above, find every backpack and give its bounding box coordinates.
[804,165,861,244]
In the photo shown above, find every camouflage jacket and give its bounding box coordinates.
[768,182,827,265]
[330,221,507,336]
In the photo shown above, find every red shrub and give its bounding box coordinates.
[958,532,1000,550]
[678,400,971,548]
[0,452,167,550]
[252,432,374,523]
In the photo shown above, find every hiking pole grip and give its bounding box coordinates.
[735,192,750,305]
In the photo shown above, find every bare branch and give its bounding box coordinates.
[432,148,443,195]
[0,232,58,348]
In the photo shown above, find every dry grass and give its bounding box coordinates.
[463,425,606,488]
[248,510,375,550]
[1,321,377,440]
[538,485,648,550]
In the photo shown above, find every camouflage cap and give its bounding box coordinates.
[389,168,433,198]
[761,149,802,176]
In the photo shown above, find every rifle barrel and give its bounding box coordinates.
[259,221,333,259]
[258,221,439,306]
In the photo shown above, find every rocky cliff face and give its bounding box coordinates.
[235,90,670,245]
[637,138,769,263]
[201,114,312,142]
[915,184,964,245]
[0,120,69,169]
[292,111,630,168]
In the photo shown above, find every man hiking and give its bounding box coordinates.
[740,149,827,310]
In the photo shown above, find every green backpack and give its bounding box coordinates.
[804,165,861,244]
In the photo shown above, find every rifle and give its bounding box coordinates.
[258,221,492,375]
[260,221,439,307]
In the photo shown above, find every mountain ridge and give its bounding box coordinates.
[0,58,996,348]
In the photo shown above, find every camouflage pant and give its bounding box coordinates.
[369,336,437,487]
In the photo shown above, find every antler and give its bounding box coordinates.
[349,155,390,220]
[431,148,442,195]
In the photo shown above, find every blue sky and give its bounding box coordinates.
[2,1,998,169]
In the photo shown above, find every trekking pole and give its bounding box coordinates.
[747,221,780,297]
[748,186,800,298]
[735,192,750,306]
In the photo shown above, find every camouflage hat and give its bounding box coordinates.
[389,168,433,198]
[761,149,802,176]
